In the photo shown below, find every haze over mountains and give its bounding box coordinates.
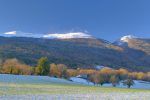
[0,31,150,71]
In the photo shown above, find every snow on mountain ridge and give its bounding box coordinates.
[43,32,93,39]
[120,35,137,42]
[114,35,137,46]
[0,31,93,39]
[4,31,17,35]
[1,31,42,38]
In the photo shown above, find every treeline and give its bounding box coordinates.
[0,57,150,86]
[0,59,34,75]
[67,68,150,87]
[0,57,68,78]
[68,68,150,81]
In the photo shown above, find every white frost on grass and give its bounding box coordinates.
[0,74,150,89]
[69,77,94,85]
[1,93,150,100]
[0,74,76,84]
[0,74,150,100]
[69,77,150,89]
[102,80,150,89]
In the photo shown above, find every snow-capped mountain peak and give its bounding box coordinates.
[0,31,93,39]
[4,31,17,35]
[43,32,93,39]
[114,35,137,46]
[120,35,137,42]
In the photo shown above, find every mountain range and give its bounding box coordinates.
[0,31,150,71]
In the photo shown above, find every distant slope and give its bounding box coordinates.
[0,36,150,71]
[114,35,150,55]
[124,38,150,55]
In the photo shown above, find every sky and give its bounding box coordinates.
[0,0,150,41]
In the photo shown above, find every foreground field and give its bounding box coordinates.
[0,74,150,100]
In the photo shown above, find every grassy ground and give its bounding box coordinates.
[0,82,150,100]
[0,74,150,100]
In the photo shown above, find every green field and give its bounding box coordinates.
[0,74,150,100]
[0,82,150,100]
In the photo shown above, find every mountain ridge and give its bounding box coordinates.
[0,33,150,71]
[0,31,94,39]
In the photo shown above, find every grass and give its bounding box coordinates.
[0,82,149,95]
[0,74,150,100]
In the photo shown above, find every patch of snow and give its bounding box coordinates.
[4,31,17,35]
[0,74,77,84]
[0,74,150,89]
[69,77,94,85]
[114,35,137,46]
[131,80,150,89]
[0,31,43,38]
[0,31,93,39]
[103,80,150,89]
[43,32,93,39]
[120,35,137,42]
[95,65,105,70]
[2,93,150,100]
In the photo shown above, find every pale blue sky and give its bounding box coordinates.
[0,0,150,41]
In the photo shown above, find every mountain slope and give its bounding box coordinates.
[115,35,150,55]
[0,36,150,71]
